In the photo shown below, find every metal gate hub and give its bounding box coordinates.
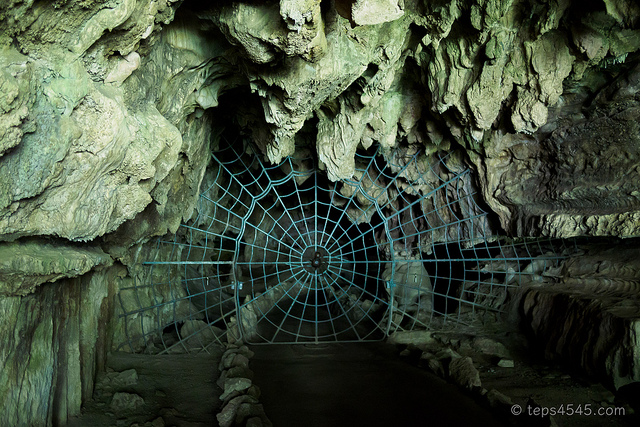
[303,248,328,274]
[311,252,323,269]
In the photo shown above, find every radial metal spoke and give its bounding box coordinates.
[118,140,575,352]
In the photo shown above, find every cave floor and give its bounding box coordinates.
[67,350,224,427]
[249,342,506,427]
[67,337,638,427]
[249,340,638,427]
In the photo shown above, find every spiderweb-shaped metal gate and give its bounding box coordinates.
[118,140,573,353]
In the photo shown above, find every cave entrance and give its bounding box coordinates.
[117,139,571,352]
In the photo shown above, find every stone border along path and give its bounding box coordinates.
[389,330,638,427]
[216,344,273,427]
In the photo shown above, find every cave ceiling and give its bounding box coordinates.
[0,0,640,292]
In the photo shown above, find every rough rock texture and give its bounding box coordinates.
[0,264,124,427]
[217,345,272,427]
[1,0,640,425]
[475,63,640,237]
[0,2,182,242]
[448,356,483,391]
[110,392,146,413]
[0,2,232,249]
[0,2,638,244]
[517,241,640,389]
[1,2,219,423]
[188,0,640,237]
[0,45,33,156]
[393,330,637,426]
[0,240,112,296]
[196,0,417,179]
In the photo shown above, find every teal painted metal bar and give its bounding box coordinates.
[117,138,578,353]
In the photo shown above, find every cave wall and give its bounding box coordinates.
[1,1,218,425]
[1,0,640,425]
[0,264,124,426]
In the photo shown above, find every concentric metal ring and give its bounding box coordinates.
[121,140,574,352]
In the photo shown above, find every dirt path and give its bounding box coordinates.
[250,342,506,427]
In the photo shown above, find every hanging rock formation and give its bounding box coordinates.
[1,0,640,425]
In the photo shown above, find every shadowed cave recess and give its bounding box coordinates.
[2,0,640,426]
[121,128,576,349]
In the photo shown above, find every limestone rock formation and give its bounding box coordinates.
[0,264,125,427]
[517,241,640,389]
[2,0,639,253]
[475,62,640,237]
[1,0,640,425]
[0,240,112,296]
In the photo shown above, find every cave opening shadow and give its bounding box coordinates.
[423,242,503,317]
[249,342,508,427]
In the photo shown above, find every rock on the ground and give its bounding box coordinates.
[110,392,145,413]
[472,337,512,360]
[448,356,482,391]
[388,330,435,348]
[97,369,139,392]
[217,365,255,388]
[220,353,251,371]
[497,359,515,368]
[220,377,253,401]
[419,351,445,378]
[179,320,225,350]
[235,402,268,425]
[217,395,259,427]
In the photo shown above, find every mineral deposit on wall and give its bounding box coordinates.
[1,0,640,425]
